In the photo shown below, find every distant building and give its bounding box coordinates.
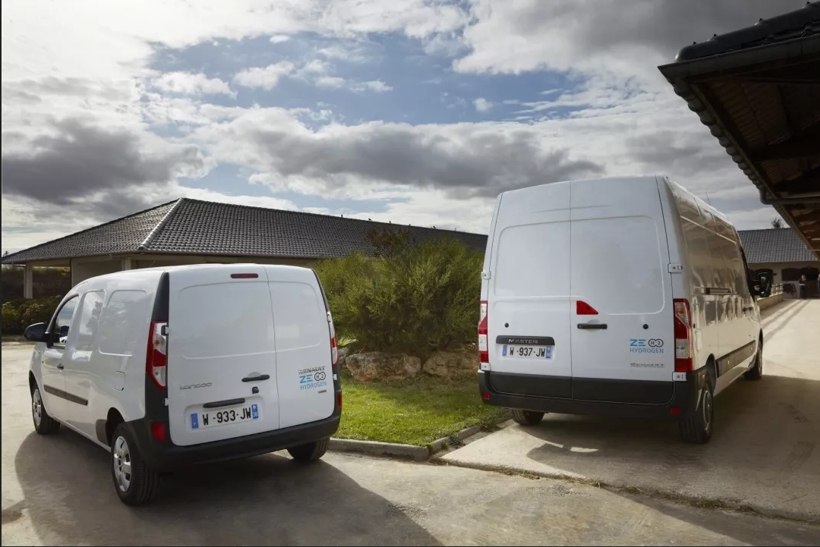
[739,228,820,298]
[1,198,487,298]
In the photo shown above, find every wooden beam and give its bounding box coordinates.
[796,211,820,225]
[776,168,820,195]
[752,123,820,163]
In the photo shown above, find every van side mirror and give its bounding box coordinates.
[752,269,773,298]
[23,323,48,343]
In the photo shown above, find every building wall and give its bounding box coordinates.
[70,259,124,286]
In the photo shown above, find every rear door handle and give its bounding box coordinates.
[203,398,246,409]
[242,374,270,382]
[577,323,607,330]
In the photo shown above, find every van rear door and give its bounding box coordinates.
[569,177,675,404]
[265,266,335,430]
[486,182,573,398]
[167,265,280,447]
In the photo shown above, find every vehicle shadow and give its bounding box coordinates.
[521,375,820,520]
[13,431,441,546]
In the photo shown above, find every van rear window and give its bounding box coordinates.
[176,283,275,359]
[571,216,664,314]
[494,221,570,298]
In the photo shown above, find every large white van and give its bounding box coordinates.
[24,264,342,505]
[478,176,773,443]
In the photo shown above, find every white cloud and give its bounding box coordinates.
[153,72,235,96]
[473,97,493,112]
[351,80,392,93]
[233,62,296,90]
[315,76,347,88]
[269,34,291,43]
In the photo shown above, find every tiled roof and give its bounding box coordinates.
[1,201,177,263]
[2,198,488,263]
[675,2,820,62]
[738,228,818,264]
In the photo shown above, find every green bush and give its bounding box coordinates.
[1,305,21,334]
[315,230,482,358]
[1,296,64,334]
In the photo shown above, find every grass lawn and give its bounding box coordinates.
[335,372,507,446]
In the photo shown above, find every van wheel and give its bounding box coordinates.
[679,380,714,444]
[31,387,60,435]
[288,438,329,462]
[744,340,763,381]
[511,409,545,426]
[111,423,159,506]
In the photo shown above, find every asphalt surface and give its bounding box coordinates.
[442,299,820,522]
[2,301,820,545]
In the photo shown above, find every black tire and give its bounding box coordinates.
[679,377,714,444]
[744,338,763,381]
[511,409,545,426]
[287,438,330,462]
[111,423,160,506]
[31,385,61,435]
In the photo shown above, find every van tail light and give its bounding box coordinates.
[478,301,489,364]
[336,391,343,409]
[673,299,693,373]
[576,300,598,315]
[327,312,338,366]
[147,321,168,388]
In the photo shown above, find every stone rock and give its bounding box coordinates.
[337,346,351,365]
[345,352,421,382]
[423,351,479,379]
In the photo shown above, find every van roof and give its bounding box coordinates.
[498,175,735,228]
[498,175,660,198]
[72,263,310,291]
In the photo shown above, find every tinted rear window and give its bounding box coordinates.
[571,216,664,314]
[494,221,570,298]
[177,282,275,359]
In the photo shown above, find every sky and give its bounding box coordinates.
[1,0,800,254]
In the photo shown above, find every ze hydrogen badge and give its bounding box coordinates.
[629,339,664,354]
[298,367,329,391]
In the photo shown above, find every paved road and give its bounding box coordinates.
[442,300,820,522]
[3,313,820,545]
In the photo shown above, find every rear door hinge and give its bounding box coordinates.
[481,271,491,280]
[668,263,684,274]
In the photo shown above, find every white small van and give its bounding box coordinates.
[24,264,342,505]
[478,176,773,443]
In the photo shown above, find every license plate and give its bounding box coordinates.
[191,404,258,429]
[503,345,552,359]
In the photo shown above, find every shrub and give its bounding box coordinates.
[0,267,71,302]
[0,296,64,334]
[1,305,21,334]
[315,230,483,359]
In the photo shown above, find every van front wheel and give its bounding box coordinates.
[288,438,329,462]
[679,382,714,444]
[511,409,545,426]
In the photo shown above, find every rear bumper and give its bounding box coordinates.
[127,408,341,470]
[479,370,706,420]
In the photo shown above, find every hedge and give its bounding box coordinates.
[1,296,64,335]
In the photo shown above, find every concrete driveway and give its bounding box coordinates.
[442,300,820,522]
[3,342,820,545]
